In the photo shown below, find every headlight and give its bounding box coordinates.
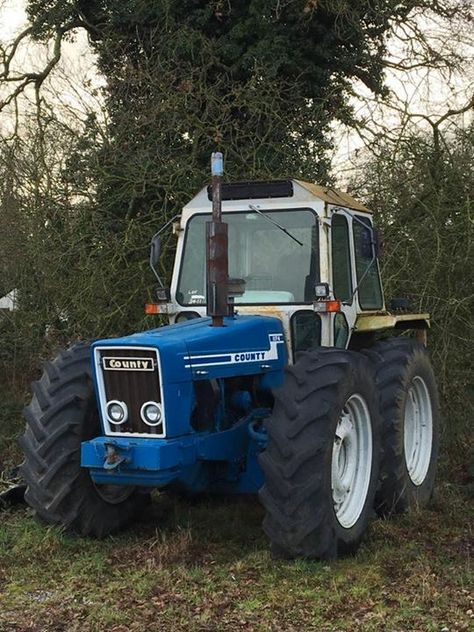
[106,400,128,425]
[314,282,330,298]
[140,401,162,426]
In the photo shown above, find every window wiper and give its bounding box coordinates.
[248,204,303,246]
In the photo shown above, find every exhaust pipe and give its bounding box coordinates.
[206,152,229,327]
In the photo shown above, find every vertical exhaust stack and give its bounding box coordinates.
[206,152,229,327]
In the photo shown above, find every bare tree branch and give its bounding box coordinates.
[0,20,82,114]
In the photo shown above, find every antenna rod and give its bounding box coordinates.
[206,152,229,326]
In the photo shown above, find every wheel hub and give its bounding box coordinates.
[331,394,373,529]
[404,376,433,486]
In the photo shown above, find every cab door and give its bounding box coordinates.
[351,214,384,312]
[330,210,357,348]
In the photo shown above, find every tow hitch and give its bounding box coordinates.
[103,443,129,471]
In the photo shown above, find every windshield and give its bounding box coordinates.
[177,208,319,305]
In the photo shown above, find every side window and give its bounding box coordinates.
[353,216,383,310]
[291,310,321,360]
[331,214,353,303]
[334,312,349,348]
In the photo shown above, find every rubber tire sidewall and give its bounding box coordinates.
[21,343,145,537]
[260,349,381,559]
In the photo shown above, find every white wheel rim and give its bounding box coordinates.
[331,394,373,529]
[404,376,433,486]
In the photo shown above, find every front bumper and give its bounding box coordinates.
[81,436,198,486]
[81,420,256,488]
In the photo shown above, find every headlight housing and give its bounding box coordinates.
[314,282,330,298]
[140,401,162,426]
[106,400,128,425]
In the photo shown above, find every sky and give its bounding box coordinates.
[0,0,105,133]
[0,0,23,37]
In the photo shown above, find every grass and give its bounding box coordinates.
[0,390,473,632]
[0,483,472,631]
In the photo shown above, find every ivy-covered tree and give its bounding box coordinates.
[17,0,471,221]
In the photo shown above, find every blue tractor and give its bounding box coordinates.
[21,154,439,559]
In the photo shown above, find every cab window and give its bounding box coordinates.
[177,209,319,305]
[291,310,321,360]
[352,216,383,310]
[334,312,349,348]
[331,214,353,303]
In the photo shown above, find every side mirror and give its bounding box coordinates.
[150,234,161,271]
[148,213,181,286]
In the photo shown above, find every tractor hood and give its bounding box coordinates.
[92,314,286,383]
[90,315,287,438]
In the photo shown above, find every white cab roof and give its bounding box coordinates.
[183,179,371,213]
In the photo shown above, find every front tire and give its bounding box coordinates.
[20,342,145,537]
[368,338,440,516]
[259,349,381,559]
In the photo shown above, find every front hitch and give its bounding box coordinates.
[103,443,129,471]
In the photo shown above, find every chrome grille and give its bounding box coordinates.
[97,347,164,436]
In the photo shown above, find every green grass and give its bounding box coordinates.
[1,389,473,631]
[0,485,472,632]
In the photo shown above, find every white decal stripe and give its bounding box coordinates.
[183,352,232,361]
[185,360,235,369]
[185,334,284,369]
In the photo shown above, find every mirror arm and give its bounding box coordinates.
[149,213,181,286]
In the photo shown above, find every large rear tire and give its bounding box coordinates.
[259,349,381,559]
[368,337,440,516]
[20,342,146,537]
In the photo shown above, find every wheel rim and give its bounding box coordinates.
[331,394,373,529]
[404,376,433,486]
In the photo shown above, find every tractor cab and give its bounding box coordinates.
[154,179,387,360]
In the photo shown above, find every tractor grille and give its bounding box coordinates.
[97,347,164,436]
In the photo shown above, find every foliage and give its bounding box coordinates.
[0,114,154,379]
[351,124,474,463]
[0,0,472,468]
[21,0,470,202]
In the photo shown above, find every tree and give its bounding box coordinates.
[351,123,474,463]
[0,2,466,184]
[0,0,472,388]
